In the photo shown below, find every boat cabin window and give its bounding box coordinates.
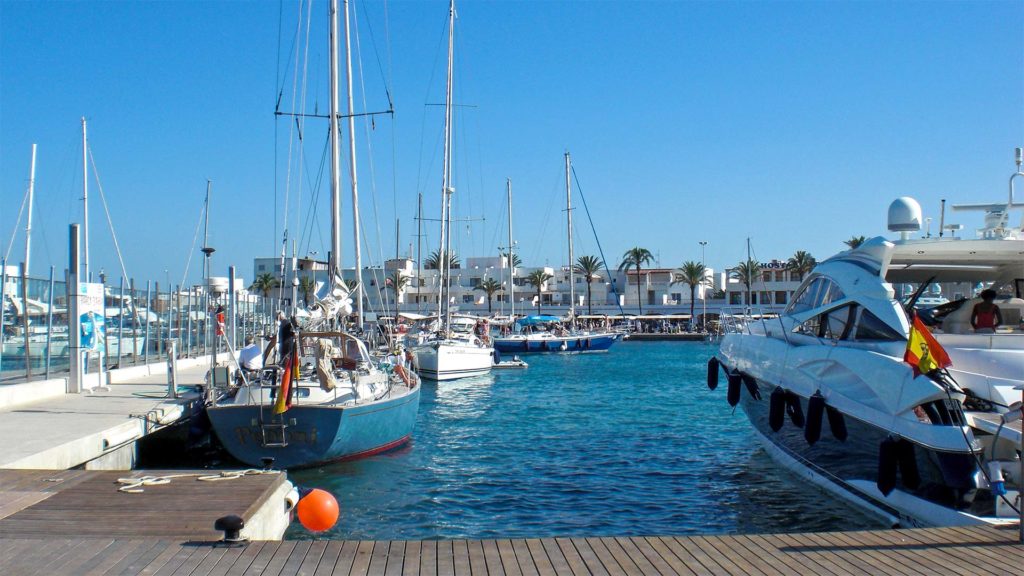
[853,309,903,341]
[786,276,846,315]
[793,304,856,340]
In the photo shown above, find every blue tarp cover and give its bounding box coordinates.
[516,315,562,326]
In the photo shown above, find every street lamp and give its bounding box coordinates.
[699,241,708,332]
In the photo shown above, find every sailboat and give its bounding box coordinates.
[490,153,622,354]
[411,0,494,381]
[206,0,420,469]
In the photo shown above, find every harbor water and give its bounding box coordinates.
[287,341,879,539]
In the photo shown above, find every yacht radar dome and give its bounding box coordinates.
[887,197,922,236]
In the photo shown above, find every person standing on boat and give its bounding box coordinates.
[970,289,1002,333]
[277,311,297,363]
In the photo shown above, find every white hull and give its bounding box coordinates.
[414,340,493,381]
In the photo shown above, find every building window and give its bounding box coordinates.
[729,292,742,305]
[462,295,474,303]
[774,271,785,282]
[762,271,771,282]
[258,264,265,271]
[775,291,788,304]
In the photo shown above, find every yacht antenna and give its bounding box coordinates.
[24,144,36,277]
[344,0,363,329]
[328,0,343,285]
[939,199,946,238]
[507,178,514,319]
[81,117,89,281]
[565,152,575,323]
[436,0,455,333]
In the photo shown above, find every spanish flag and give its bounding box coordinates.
[904,313,951,376]
[272,351,301,414]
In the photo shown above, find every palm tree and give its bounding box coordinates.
[298,276,316,306]
[424,249,460,270]
[499,250,522,268]
[618,246,654,314]
[249,273,279,298]
[386,271,409,315]
[573,255,603,316]
[526,269,553,315]
[844,236,866,249]
[730,259,762,309]
[786,250,816,282]
[474,278,502,314]
[671,261,707,327]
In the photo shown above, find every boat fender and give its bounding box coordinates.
[741,374,761,400]
[726,372,742,407]
[785,392,805,428]
[877,437,899,496]
[492,349,502,365]
[826,405,848,441]
[524,339,530,352]
[804,392,825,445]
[707,357,720,390]
[560,342,568,351]
[584,338,590,350]
[768,387,786,432]
[896,439,921,490]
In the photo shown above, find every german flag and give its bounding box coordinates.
[904,313,951,376]
[272,351,300,414]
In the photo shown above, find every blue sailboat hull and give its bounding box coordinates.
[491,333,621,354]
[207,386,420,469]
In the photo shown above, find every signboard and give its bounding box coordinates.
[78,282,105,353]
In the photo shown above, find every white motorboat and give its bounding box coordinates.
[712,151,1024,529]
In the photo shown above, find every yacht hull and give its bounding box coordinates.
[491,332,620,354]
[731,373,992,528]
[414,342,493,381]
[207,385,420,469]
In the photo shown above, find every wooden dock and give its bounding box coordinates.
[0,468,292,542]
[0,525,1019,575]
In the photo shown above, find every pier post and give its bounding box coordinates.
[21,262,32,380]
[117,277,124,368]
[0,257,6,379]
[68,225,83,394]
[229,266,236,350]
[45,266,54,379]
[144,280,151,365]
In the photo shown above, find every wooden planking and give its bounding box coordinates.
[0,526,1022,575]
[0,469,285,541]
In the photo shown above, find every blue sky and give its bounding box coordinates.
[2,0,1022,287]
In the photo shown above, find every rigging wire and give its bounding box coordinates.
[571,164,625,315]
[87,148,132,285]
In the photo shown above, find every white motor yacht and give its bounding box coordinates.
[712,151,1024,529]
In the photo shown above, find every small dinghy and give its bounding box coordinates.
[493,355,528,369]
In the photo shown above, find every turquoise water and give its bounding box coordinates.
[287,341,879,539]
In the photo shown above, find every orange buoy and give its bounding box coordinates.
[296,488,339,532]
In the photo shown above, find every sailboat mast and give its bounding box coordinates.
[417,192,423,312]
[81,117,89,280]
[343,0,363,328]
[507,178,514,319]
[437,0,455,330]
[24,144,37,277]
[328,0,343,281]
[565,152,575,320]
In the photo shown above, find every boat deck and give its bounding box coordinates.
[1,524,1019,575]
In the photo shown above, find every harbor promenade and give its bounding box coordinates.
[0,359,213,470]
[0,525,1019,575]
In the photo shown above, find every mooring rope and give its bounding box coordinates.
[116,469,277,493]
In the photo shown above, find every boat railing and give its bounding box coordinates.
[719,306,780,336]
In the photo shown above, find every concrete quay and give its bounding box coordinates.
[0,357,215,470]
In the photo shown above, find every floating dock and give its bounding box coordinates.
[0,468,293,544]
[0,525,1019,575]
